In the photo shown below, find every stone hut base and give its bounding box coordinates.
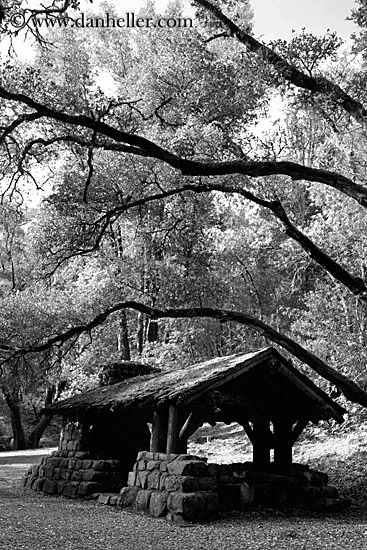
[118,451,219,525]
[115,452,350,523]
[23,450,351,525]
[22,450,124,499]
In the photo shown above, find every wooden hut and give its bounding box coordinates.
[47,346,345,474]
[23,347,349,520]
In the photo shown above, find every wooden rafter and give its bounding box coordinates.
[291,419,309,444]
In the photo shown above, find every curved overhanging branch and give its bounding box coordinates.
[62,181,367,299]
[194,0,367,125]
[18,136,148,166]
[0,113,42,143]
[4,107,367,208]
[267,199,367,299]
[1,300,366,408]
[30,178,367,297]
[2,3,367,209]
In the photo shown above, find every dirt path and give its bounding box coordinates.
[0,448,57,487]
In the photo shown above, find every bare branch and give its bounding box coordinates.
[195,0,367,125]
[2,300,367,408]
[87,182,367,300]
[1,90,366,207]
[37,180,367,299]
[1,0,77,47]
[0,112,41,144]
[20,136,148,165]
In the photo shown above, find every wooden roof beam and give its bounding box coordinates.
[270,362,345,423]
[176,349,275,407]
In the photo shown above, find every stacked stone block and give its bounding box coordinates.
[22,450,124,498]
[208,461,349,511]
[22,446,349,521]
[59,420,82,452]
[117,451,219,524]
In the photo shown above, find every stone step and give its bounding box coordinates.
[97,492,120,506]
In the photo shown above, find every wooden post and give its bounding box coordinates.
[291,419,309,444]
[178,435,188,454]
[79,415,91,451]
[273,419,293,473]
[150,409,168,452]
[252,419,271,468]
[166,404,181,454]
[240,419,254,445]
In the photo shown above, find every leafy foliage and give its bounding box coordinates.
[2,0,367,449]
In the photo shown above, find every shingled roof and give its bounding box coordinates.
[46,347,346,424]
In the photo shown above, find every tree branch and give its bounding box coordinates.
[268,199,367,298]
[195,0,367,125]
[18,136,148,171]
[82,130,97,203]
[90,182,367,300]
[3,102,367,208]
[38,180,367,299]
[2,300,367,408]
[0,113,41,144]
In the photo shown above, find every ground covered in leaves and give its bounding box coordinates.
[2,422,367,549]
[1,486,367,550]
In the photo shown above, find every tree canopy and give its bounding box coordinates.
[1,0,367,447]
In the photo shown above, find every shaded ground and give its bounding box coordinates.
[1,487,367,550]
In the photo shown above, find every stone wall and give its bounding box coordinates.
[59,419,83,452]
[115,454,350,523]
[22,450,124,498]
[206,461,348,512]
[23,448,350,523]
[57,413,150,483]
[118,451,218,525]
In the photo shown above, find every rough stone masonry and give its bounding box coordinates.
[23,449,350,524]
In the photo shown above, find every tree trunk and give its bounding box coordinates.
[147,319,158,342]
[27,383,64,449]
[117,310,131,360]
[136,312,144,355]
[27,414,53,449]
[2,388,27,450]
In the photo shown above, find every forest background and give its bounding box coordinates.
[1,0,367,451]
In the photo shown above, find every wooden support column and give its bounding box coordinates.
[291,419,309,444]
[273,418,293,474]
[252,419,271,469]
[79,414,91,451]
[150,409,168,452]
[178,434,188,454]
[179,409,210,442]
[239,419,254,444]
[166,404,181,454]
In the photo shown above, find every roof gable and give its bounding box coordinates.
[47,347,346,423]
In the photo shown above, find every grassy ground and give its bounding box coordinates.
[2,422,367,549]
